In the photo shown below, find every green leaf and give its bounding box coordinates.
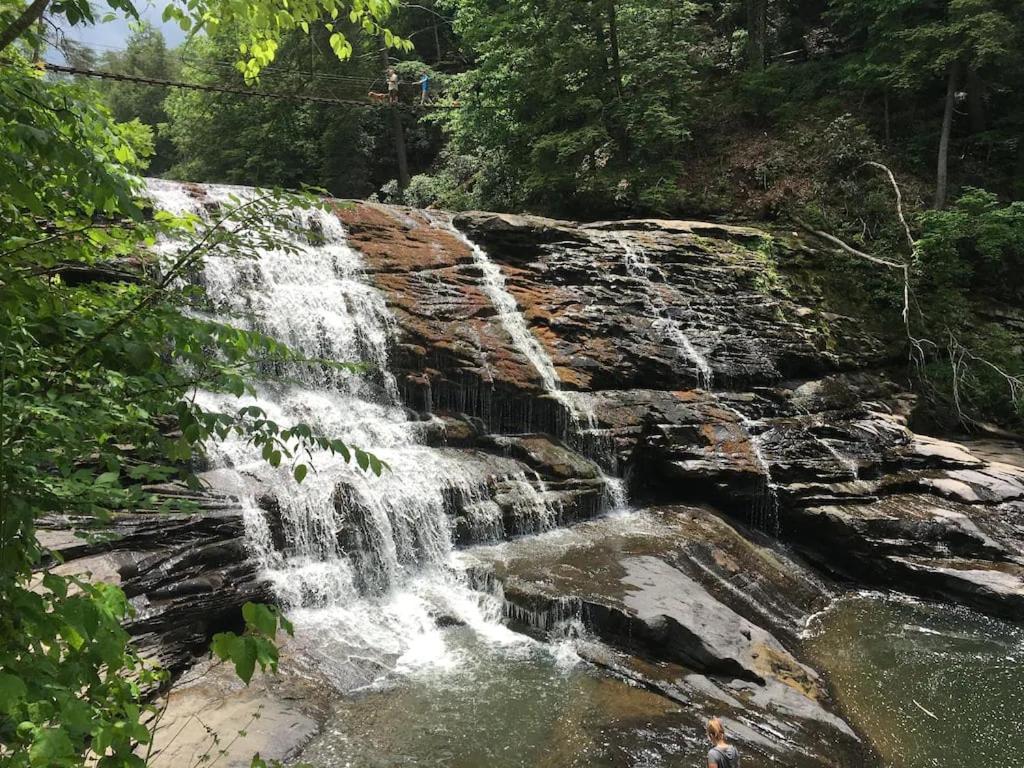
[211,632,257,684]
[242,602,278,638]
[29,728,75,767]
[42,571,68,598]
[293,464,308,483]
[368,454,383,477]
[95,471,120,486]
[232,638,257,684]
[0,673,27,714]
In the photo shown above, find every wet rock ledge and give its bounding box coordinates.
[342,203,1024,621]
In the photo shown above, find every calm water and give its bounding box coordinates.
[299,627,709,768]
[804,593,1024,768]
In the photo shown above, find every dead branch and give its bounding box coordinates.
[947,331,1024,424]
[786,214,917,333]
[861,161,915,255]
[913,699,940,721]
[796,167,1020,429]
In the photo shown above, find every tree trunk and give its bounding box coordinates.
[934,62,960,210]
[883,89,891,145]
[745,0,767,71]
[0,0,48,54]
[606,0,623,99]
[379,44,409,191]
[965,67,985,134]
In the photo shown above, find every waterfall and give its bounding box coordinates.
[612,229,782,533]
[815,436,860,480]
[745,422,782,536]
[442,221,628,505]
[614,232,714,391]
[444,222,590,426]
[146,180,553,685]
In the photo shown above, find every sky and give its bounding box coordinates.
[49,1,188,62]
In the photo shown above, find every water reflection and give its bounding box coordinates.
[804,592,1024,768]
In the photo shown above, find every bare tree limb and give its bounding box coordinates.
[797,165,1019,428]
[946,331,1024,425]
[791,215,923,365]
[861,161,915,255]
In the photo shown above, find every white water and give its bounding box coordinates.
[612,230,786,532]
[441,220,629,504]
[734,414,781,535]
[444,223,594,427]
[147,180,564,685]
[816,436,860,479]
[614,232,714,391]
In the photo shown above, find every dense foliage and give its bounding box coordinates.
[0,0,395,762]
[433,0,697,215]
[161,23,443,196]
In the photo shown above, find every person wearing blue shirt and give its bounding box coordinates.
[418,72,431,105]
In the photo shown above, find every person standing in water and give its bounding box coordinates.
[706,717,740,767]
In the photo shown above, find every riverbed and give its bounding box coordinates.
[298,626,708,768]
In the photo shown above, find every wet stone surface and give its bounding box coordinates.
[460,509,867,766]
[56,186,1024,767]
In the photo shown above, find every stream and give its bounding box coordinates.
[145,180,1023,768]
[298,626,706,768]
[804,592,1024,768]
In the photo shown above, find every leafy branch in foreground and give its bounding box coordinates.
[0,53,383,767]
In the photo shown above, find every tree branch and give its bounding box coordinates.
[66,192,277,364]
[0,0,49,54]
[861,161,915,255]
[791,215,922,364]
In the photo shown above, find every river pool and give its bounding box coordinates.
[805,592,1024,768]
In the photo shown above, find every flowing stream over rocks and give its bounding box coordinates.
[146,179,592,690]
[43,184,1024,767]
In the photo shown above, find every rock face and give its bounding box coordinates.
[41,197,1023,766]
[336,203,1024,620]
[37,491,272,675]
[461,507,864,765]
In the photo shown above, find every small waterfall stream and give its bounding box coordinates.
[615,232,714,391]
[443,220,628,509]
[611,230,781,533]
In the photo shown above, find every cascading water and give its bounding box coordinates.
[611,230,781,533]
[815,435,860,479]
[147,180,562,687]
[442,220,628,510]
[615,232,714,391]
[744,421,782,536]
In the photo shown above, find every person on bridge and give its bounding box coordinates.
[418,72,431,105]
[706,718,740,767]
[387,68,399,104]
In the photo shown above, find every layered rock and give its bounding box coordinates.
[37,489,272,675]
[461,507,867,766]
[341,204,1023,619]
[40,195,1022,766]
